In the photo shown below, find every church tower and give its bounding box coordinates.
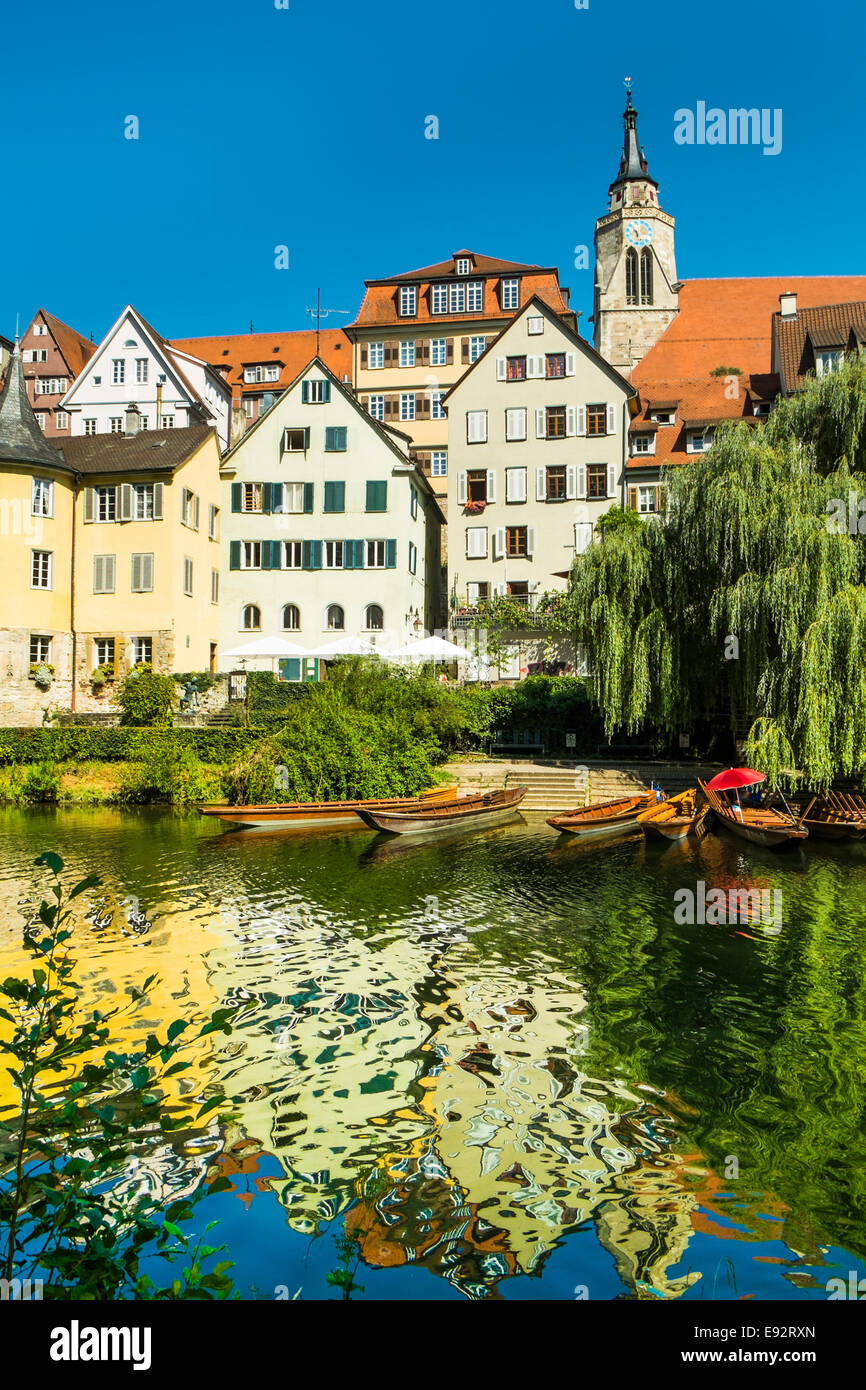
[593,85,678,376]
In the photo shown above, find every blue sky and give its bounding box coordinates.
[2,0,863,344]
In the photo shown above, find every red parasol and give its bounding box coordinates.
[705,767,766,791]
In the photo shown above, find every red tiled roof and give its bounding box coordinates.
[773,300,866,392]
[37,308,96,378]
[348,249,572,329]
[628,276,866,469]
[635,276,866,384]
[169,328,351,400]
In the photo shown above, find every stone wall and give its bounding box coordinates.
[0,628,73,726]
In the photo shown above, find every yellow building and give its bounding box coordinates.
[0,350,223,724]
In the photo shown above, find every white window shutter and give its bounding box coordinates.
[533,355,546,377]
[566,465,577,499]
[527,526,536,556]
[144,554,154,591]
[535,408,545,439]
[120,484,133,521]
[496,357,506,381]
[607,463,617,499]
[606,403,617,434]
[566,406,577,437]
[131,554,141,590]
[106,555,115,592]
[495,581,507,597]
[578,465,587,499]
[536,467,546,501]
[565,353,576,376]
[577,406,586,436]
[84,487,94,523]
[194,495,200,530]
[457,471,467,505]
[94,555,103,592]
[153,482,164,520]
[516,467,527,502]
[494,526,505,559]
[486,470,496,503]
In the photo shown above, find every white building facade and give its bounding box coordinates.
[219,358,443,675]
[444,297,634,615]
[61,306,231,451]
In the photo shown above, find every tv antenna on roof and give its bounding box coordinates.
[305,289,350,355]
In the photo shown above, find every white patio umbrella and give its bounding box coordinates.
[387,635,470,665]
[223,636,308,659]
[312,635,380,658]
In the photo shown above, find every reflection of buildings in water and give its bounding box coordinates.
[0,877,224,1124]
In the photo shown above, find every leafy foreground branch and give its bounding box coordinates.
[0,853,245,1300]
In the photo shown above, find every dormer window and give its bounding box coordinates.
[244,363,280,383]
[649,409,674,425]
[816,350,842,376]
[456,257,471,275]
[631,433,655,455]
[399,285,417,317]
[687,428,714,454]
[501,278,520,311]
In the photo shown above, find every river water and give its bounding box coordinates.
[1,806,865,1302]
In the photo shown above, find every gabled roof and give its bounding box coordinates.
[348,251,573,329]
[627,374,772,469]
[0,344,71,470]
[53,425,215,475]
[168,328,351,397]
[441,295,635,404]
[221,355,445,521]
[773,300,866,392]
[61,305,225,419]
[35,309,96,378]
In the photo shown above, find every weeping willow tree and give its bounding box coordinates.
[561,355,866,786]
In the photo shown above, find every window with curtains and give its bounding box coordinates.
[326,604,344,630]
[506,357,527,381]
[282,604,300,630]
[365,604,384,630]
[242,604,261,630]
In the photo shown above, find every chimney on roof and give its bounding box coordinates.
[124,403,141,437]
[779,291,797,320]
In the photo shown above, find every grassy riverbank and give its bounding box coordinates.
[0,667,608,806]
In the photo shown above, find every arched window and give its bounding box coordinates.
[242,604,261,631]
[364,604,384,631]
[640,247,653,305]
[282,603,300,631]
[326,604,344,630]
[625,247,638,305]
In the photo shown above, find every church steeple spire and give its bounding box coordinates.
[610,82,657,192]
[0,342,67,468]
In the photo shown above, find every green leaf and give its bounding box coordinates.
[35,851,64,874]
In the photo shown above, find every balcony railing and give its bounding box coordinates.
[451,593,540,629]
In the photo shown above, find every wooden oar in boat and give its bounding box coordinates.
[699,780,808,848]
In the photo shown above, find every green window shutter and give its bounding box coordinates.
[325,427,336,452]
[303,482,314,513]
[262,483,272,514]
[344,537,355,569]
[303,658,318,682]
[386,539,397,568]
[366,480,387,512]
[301,380,309,403]
[322,381,331,403]
[302,540,322,570]
[326,426,346,451]
[261,540,273,570]
[355,539,366,569]
[229,540,241,570]
[231,482,242,512]
[323,480,345,512]
[269,539,282,569]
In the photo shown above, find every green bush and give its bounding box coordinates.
[225,682,436,804]
[116,665,177,727]
[245,670,312,711]
[0,727,264,766]
[21,761,61,803]
[119,736,225,804]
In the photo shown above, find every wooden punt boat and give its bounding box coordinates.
[546,792,658,840]
[637,789,706,841]
[199,784,458,831]
[699,780,808,848]
[355,785,527,835]
[781,790,866,840]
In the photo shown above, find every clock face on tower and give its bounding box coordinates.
[625,219,653,248]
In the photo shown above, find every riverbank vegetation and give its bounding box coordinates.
[0,669,605,806]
